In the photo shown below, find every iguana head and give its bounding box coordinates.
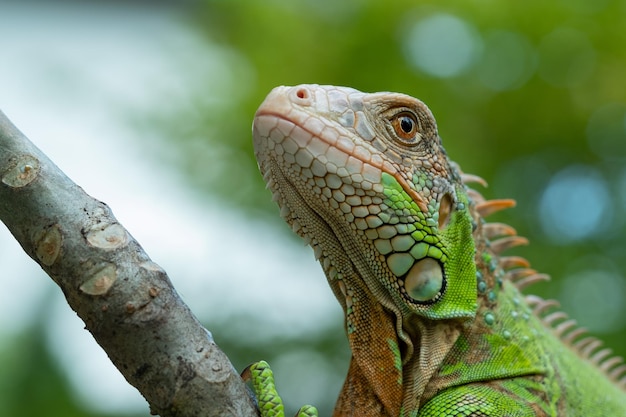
[253,84,478,415]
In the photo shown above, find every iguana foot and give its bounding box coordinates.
[242,360,318,417]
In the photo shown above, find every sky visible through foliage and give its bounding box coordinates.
[0,0,625,415]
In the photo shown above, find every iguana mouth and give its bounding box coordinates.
[254,104,430,213]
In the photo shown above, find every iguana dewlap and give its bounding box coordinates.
[250,85,626,416]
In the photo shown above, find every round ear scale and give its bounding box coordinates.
[404,258,444,302]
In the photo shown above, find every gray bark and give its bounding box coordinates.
[0,110,258,417]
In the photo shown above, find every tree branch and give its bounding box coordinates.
[0,110,258,417]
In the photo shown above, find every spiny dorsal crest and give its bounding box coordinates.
[461,169,626,389]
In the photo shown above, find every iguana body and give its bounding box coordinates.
[249,85,626,416]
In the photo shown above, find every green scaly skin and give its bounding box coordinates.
[243,361,317,417]
[249,85,626,416]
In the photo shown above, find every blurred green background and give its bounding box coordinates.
[1,0,626,415]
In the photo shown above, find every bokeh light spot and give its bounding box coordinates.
[560,263,626,334]
[403,14,482,78]
[618,168,626,210]
[537,27,595,88]
[539,166,612,243]
[586,103,626,160]
[477,30,536,91]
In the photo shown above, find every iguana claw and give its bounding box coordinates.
[242,361,319,417]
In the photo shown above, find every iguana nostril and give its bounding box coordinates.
[296,88,308,99]
[291,86,312,104]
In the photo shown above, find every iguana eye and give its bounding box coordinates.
[390,111,420,144]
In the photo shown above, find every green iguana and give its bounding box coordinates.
[246,84,626,416]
